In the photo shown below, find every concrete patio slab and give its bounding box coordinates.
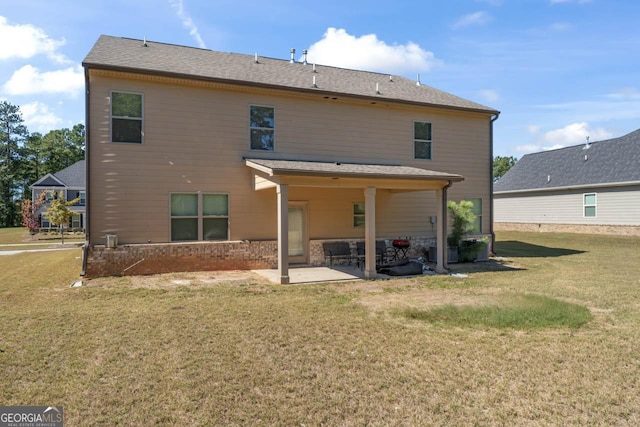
[252,265,369,284]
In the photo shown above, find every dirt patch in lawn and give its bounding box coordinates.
[89,270,268,289]
[359,287,504,313]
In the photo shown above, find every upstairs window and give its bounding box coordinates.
[112,91,143,143]
[414,121,432,160]
[250,105,275,151]
[584,193,597,218]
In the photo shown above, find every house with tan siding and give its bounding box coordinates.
[81,35,499,283]
[494,129,640,235]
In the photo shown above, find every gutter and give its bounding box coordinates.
[494,179,640,195]
[489,112,500,256]
[442,180,453,269]
[80,67,91,277]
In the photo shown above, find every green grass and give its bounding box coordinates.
[399,293,593,329]
[0,227,84,246]
[1,231,639,425]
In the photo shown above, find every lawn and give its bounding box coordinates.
[0,227,84,248]
[0,231,639,425]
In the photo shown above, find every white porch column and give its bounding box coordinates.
[435,188,446,273]
[277,184,290,284]
[364,186,377,279]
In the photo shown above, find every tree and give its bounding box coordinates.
[0,100,29,227]
[493,156,517,181]
[21,194,45,235]
[45,190,79,244]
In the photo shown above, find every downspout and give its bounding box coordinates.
[489,112,500,256]
[80,67,91,277]
[442,180,453,269]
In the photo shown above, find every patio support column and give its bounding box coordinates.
[277,184,289,284]
[435,187,446,273]
[364,186,377,279]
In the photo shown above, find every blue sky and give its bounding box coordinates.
[1,0,639,157]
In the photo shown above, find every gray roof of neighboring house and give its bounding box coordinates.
[83,35,498,115]
[494,129,640,193]
[245,158,464,181]
[32,160,85,188]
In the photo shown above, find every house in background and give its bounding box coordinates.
[30,160,86,231]
[494,129,640,235]
[81,35,499,282]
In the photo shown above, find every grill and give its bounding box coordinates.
[392,239,410,249]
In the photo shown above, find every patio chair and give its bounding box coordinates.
[322,241,355,267]
[356,240,392,266]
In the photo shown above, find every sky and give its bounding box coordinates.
[1,0,639,158]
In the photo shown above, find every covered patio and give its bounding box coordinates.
[245,158,464,284]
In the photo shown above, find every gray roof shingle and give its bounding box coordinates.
[494,129,640,193]
[53,160,85,188]
[83,35,498,114]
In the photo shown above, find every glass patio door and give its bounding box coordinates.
[288,203,308,264]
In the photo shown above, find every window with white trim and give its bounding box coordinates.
[414,121,432,159]
[250,105,275,151]
[584,193,596,218]
[353,203,365,228]
[466,198,482,233]
[112,91,143,143]
[171,193,229,241]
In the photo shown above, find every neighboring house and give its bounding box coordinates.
[494,129,640,235]
[30,160,86,231]
[81,35,499,282]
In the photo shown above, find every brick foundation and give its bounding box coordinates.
[84,236,481,278]
[494,222,640,236]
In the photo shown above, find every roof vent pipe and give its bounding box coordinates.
[416,73,421,86]
[302,49,308,65]
[143,37,148,47]
[254,52,259,63]
[312,63,317,73]
[584,136,590,149]
[290,48,296,63]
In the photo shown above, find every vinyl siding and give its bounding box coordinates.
[88,70,493,244]
[494,185,640,226]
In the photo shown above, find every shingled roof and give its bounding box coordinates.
[83,35,498,115]
[494,129,640,193]
[31,160,85,188]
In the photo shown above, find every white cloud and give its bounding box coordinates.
[526,125,540,134]
[452,11,491,29]
[605,87,640,100]
[0,16,68,63]
[20,101,63,132]
[516,122,612,154]
[169,0,207,49]
[306,28,440,75]
[2,64,84,97]
[542,122,611,145]
[479,89,499,102]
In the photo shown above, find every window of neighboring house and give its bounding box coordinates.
[414,121,432,160]
[112,91,143,143]
[353,203,365,228]
[71,214,81,229]
[41,216,50,228]
[79,191,86,206]
[466,198,483,233]
[584,193,597,218]
[170,193,229,241]
[250,105,275,151]
[44,190,58,201]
